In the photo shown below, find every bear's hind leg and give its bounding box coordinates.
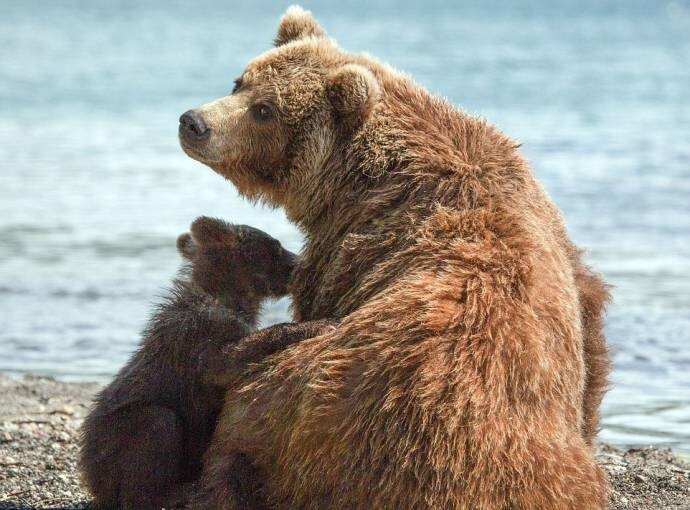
[194,449,269,510]
[82,405,184,510]
[115,405,185,509]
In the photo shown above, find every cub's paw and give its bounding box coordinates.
[306,318,339,335]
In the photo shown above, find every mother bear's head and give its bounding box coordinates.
[178,6,383,222]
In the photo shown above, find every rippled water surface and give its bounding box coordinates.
[1,0,689,452]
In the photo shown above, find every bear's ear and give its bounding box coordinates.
[326,64,380,131]
[275,6,326,46]
[176,233,197,260]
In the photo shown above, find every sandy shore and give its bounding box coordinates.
[0,374,688,510]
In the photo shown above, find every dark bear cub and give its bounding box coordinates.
[79,217,296,510]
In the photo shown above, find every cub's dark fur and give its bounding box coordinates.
[79,217,296,509]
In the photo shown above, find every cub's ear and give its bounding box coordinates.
[327,64,380,130]
[275,6,326,46]
[190,216,238,246]
[176,233,197,260]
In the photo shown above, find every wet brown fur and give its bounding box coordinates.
[182,7,611,509]
[78,218,297,509]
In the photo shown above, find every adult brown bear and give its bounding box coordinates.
[179,6,611,509]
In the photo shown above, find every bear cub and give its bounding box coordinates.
[79,216,296,510]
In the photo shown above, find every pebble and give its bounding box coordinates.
[55,430,72,442]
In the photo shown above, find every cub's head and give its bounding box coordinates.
[178,6,381,218]
[177,217,296,307]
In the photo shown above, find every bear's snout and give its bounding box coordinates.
[179,109,210,142]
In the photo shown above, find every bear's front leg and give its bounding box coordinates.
[205,319,338,387]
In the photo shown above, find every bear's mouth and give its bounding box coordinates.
[179,137,221,165]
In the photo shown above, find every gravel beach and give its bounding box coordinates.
[1,374,688,509]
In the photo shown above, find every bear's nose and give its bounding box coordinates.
[179,110,210,140]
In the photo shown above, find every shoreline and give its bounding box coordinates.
[0,374,688,509]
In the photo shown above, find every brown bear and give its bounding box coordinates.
[179,7,611,509]
[79,217,330,509]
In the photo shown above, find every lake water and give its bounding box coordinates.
[1,0,689,453]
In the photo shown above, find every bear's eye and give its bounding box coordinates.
[251,103,274,122]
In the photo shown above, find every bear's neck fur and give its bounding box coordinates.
[288,74,532,322]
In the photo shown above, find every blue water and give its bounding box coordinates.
[1,0,689,453]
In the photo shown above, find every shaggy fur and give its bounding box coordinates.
[78,218,298,509]
[180,7,611,509]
